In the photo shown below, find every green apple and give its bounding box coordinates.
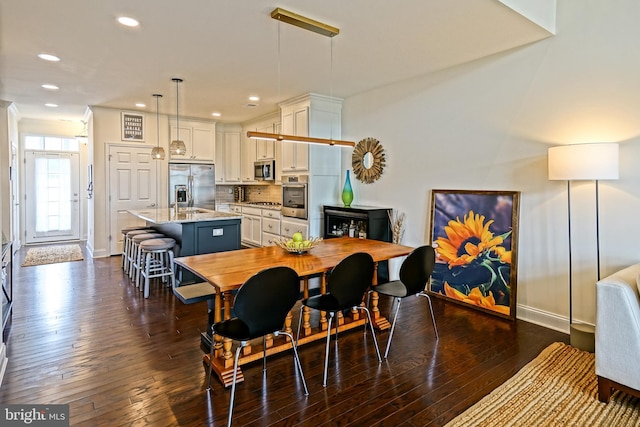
[302,240,311,248]
[292,232,304,243]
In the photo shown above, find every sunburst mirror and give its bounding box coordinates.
[352,137,385,184]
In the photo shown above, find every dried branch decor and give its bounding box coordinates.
[388,209,406,244]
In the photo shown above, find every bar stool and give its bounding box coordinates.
[139,237,176,298]
[129,232,166,284]
[122,228,154,273]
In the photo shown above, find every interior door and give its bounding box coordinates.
[24,151,80,243]
[108,145,158,255]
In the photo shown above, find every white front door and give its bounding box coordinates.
[108,145,158,255]
[24,150,80,243]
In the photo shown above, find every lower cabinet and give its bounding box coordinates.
[241,206,262,246]
[281,217,309,239]
[262,210,281,246]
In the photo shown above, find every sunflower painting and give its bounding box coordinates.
[429,190,520,320]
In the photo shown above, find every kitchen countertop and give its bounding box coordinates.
[228,202,282,211]
[128,208,241,224]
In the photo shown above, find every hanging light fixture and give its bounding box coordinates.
[169,78,187,156]
[247,7,354,147]
[151,94,165,160]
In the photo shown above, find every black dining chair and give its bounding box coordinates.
[297,252,382,387]
[371,245,438,358]
[207,266,308,427]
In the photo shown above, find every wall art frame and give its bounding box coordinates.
[428,189,520,320]
[121,112,145,142]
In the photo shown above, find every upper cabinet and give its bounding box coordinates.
[169,119,216,162]
[223,128,242,183]
[281,105,309,172]
[256,123,276,160]
[241,112,280,183]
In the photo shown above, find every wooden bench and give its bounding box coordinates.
[173,283,216,304]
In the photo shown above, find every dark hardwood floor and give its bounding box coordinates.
[0,244,568,426]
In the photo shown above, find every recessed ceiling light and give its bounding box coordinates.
[117,16,140,27]
[135,103,146,108]
[38,53,60,62]
[45,103,58,108]
[212,112,221,117]
[249,96,260,102]
[41,84,59,90]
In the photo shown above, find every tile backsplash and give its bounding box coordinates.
[216,184,281,204]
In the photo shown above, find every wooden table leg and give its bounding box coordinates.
[371,262,391,330]
[302,277,311,336]
[319,273,328,331]
[213,292,223,357]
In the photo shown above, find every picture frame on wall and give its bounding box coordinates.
[121,112,144,142]
[428,189,520,320]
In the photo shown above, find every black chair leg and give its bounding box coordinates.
[418,291,439,340]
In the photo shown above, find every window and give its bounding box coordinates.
[25,136,79,152]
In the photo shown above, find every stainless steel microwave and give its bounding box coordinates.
[254,159,275,181]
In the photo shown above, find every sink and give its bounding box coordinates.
[179,208,211,214]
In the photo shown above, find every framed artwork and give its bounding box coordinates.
[428,189,520,320]
[121,112,144,142]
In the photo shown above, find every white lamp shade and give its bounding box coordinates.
[548,143,619,181]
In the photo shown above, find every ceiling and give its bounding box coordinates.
[0,0,552,125]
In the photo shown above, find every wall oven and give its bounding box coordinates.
[281,175,308,219]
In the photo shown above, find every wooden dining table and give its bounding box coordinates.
[174,236,414,386]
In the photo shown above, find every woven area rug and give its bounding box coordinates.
[446,342,640,426]
[21,244,84,267]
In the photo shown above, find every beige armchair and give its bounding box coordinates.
[595,263,640,402]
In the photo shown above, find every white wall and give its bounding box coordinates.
[341,0,640,331]
[90,106,169,257]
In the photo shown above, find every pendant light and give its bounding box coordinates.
[151,94,165,160]
[246,8,355,147]
[170,78,187,156]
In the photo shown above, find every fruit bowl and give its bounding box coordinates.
[274,236,323,254]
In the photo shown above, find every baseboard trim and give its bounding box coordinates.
[516,303,569,334]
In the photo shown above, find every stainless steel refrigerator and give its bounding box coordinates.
[169,162,216,210]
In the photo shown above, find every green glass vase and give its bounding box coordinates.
[342,170,353,207]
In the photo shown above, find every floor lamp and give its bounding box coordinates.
[548,143,619,351]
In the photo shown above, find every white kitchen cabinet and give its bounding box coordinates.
[256,124,276,160]
[281,106,309,172]
[279,93,344,237]
[281,217,309,239]
[261,208,281,246]
[241,206,262,246]
[223,131,241,183]
[215,130,225,183]
[241,137,257,183]
[169,119,215,162]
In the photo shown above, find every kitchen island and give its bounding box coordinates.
[128,207,242,286]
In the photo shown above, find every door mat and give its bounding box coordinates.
[445,342,640,426]
[21,244,84,267]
